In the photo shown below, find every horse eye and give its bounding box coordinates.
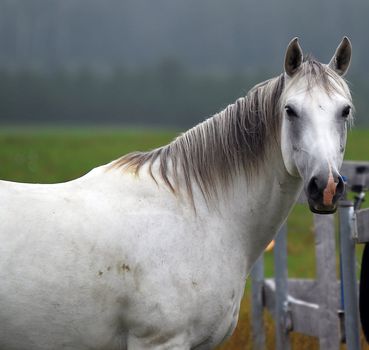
[342,105,351,118]
[285,105,298,118]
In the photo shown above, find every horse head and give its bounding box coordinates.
[280,37,353,214]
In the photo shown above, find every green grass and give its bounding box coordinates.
[344,128,369,160]
[0,127,176,183]
[0,126,368,349]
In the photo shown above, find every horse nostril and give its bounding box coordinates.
[335,175,345,198]
[307,176,320,200]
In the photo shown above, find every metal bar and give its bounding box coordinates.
[274,224,291,350]
[251,255,266,350]
[356,208,369,243]
[339,201,361,350]
[314,214,340,350]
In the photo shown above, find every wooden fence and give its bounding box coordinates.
[251,160,369,350]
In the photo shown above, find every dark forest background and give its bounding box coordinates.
[0,0,368,127]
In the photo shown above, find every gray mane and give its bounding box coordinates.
[112,59,351,205]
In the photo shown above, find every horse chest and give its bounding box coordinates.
[113,245,245,349]
[118,278,243,350]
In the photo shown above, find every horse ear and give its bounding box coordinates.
[328,37,352,76]
[284,37,303,77]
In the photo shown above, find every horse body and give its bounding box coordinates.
[0,155,301,350]
[0,38,353,349]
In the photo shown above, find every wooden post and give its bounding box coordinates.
[274,224,291,350]
[251,256,266,350]
[314,214,340,349]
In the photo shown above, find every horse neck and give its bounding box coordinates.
[195,145,302,274]
[138,125,302,277]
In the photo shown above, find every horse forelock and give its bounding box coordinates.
[284,56,353,111]
[111,59,352,206]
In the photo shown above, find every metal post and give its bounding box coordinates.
[251,255,266,350]
[339,201,360,350]
[274,224,291,350]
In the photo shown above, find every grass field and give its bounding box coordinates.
[0,126,368,349]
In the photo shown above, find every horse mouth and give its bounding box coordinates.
[308,203,337,215]
[306,189,341,214]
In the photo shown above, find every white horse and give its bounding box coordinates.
[0,38,353,350]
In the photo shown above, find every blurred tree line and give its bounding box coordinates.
[1,0,369,126]
[0,61,266,127]
[0,61,368,127]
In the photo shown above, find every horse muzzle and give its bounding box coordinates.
[305,172,345,214]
